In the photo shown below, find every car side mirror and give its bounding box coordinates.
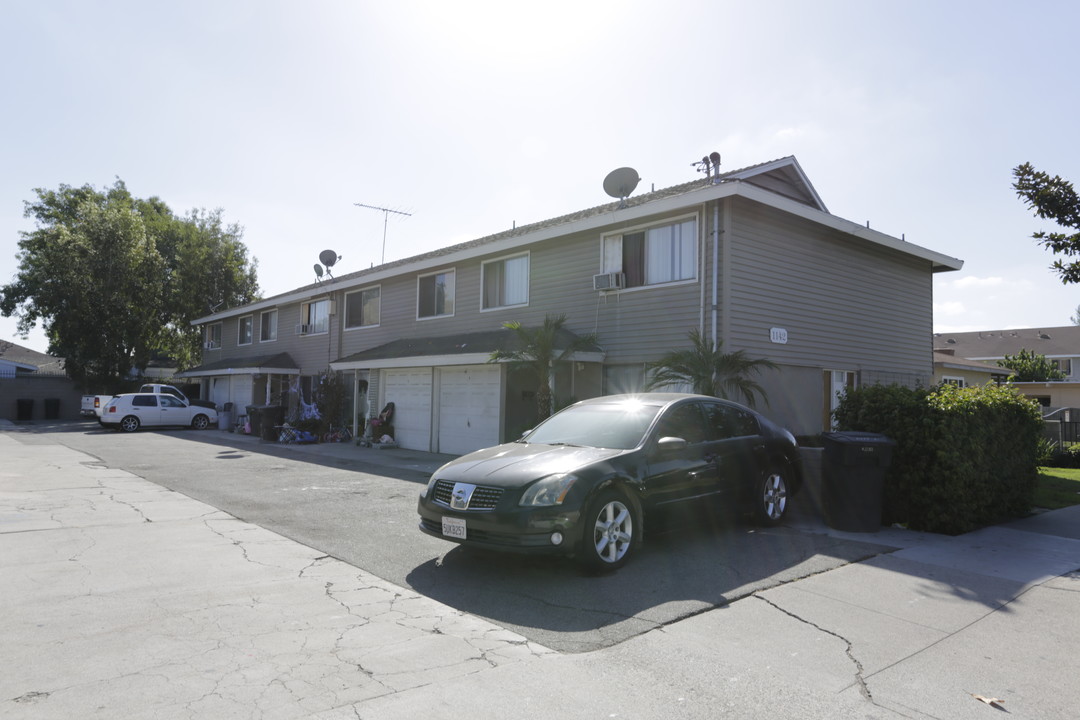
[657,436,688,453]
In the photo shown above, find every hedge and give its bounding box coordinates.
[833,383,1042,534]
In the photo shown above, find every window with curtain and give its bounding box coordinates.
[204,323,222,350]
[482,254,529,309]
[603,218,697,288]
[260,310,277,342]
[418,270,455,318]
[345,286,381,329]
[300,299,329,334]
[238,315,253,345]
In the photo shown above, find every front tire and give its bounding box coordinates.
[119,415,140,433]
[580,488,636,571]
[755,468,790,526]
[191,414,210,430]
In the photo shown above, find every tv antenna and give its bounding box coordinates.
[602,167,641,208]
[314,249,341,283]
[692,151,722,182]
[354,202,412,264]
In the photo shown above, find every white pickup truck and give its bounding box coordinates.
[81,384,216,418]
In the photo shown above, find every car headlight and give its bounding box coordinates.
[520,473,578,507]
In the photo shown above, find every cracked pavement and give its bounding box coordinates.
[0,435,552,720]
[3,429,1080,719]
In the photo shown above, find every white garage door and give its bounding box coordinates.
[437,365,501,455]
[383,368,433,451]
[231,375,253,414]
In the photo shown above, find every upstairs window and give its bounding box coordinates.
[299,299,329,335]
[204,323,222,350]
[238,315,253,345]
[482,253,529,310]
[345,286,381,329]
[260,309,277,342]
[603,218,697,288]
[418,270,455,319]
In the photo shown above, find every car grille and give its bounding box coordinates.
[432,479,503,510]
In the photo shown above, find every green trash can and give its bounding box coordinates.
[821,432,896,532]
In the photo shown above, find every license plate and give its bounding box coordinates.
[442,516,466,539]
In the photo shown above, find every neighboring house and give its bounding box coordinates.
[182,156,963,452]
[933,326,1080,380]
[0,340,82,421]
[933,349,1015,387]
[932,326,1080,410]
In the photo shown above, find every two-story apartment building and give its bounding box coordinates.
[182,156,963,453]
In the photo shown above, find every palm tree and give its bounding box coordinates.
[644,329,777,407]
[489,314,598,420]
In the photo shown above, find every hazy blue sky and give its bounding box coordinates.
[3,0,1078,354]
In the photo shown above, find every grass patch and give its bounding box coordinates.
[1035,467,1080,510]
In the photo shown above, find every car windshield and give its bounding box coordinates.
[523,401,662,449]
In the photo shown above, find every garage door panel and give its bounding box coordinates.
[438,365,500,455]
[384,369,432,451]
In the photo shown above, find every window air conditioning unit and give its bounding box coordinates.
[295,323,312,335]
[593,272,625,291]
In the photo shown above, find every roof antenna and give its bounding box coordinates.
[355,203,413,265]
[693,151,722,182]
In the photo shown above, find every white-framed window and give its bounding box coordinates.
[298,298,330,335]
[345,286,381,329]
[602,217,697,288]
[418,269,455,319]
[204,322,222,350]
[481,253,529,310]
[1053,358,1073,376]
[238,315,253,345]
[941,376,966,387]
[260,309,277,342]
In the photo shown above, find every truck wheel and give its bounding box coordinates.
[191,414,210,431]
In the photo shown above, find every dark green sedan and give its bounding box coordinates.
[417,393,803,571]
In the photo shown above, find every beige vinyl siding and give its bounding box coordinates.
[724,198,933,384]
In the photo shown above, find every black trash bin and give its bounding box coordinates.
[16,399,34,421]
[44,398,60,420]
[246,405,262,437]
[260,406,286,441]
[821,432,897,532]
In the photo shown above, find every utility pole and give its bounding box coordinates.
[354,203,412,265]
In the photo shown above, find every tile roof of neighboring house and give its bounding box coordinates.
[0,339,65,373]
[933,349,1015,375]
[933,326,1080,359]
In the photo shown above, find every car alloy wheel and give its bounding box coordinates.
[191,414,209,430]
[757,470,788,526]
[583,489,635,571]
[119,416,140,433]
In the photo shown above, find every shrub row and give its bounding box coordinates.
[832,383,1043,534]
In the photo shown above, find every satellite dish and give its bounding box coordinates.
[313,264,324,278]
[603,167,641,203]
[319,249,339,267]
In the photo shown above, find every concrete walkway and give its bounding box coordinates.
[2,427,1079,719]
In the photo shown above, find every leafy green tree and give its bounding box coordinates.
[998,348,1066,382]
[1013,163,1080,283]
[0,180,259,390]
[489,314,598,420]
[644,329,777,407]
